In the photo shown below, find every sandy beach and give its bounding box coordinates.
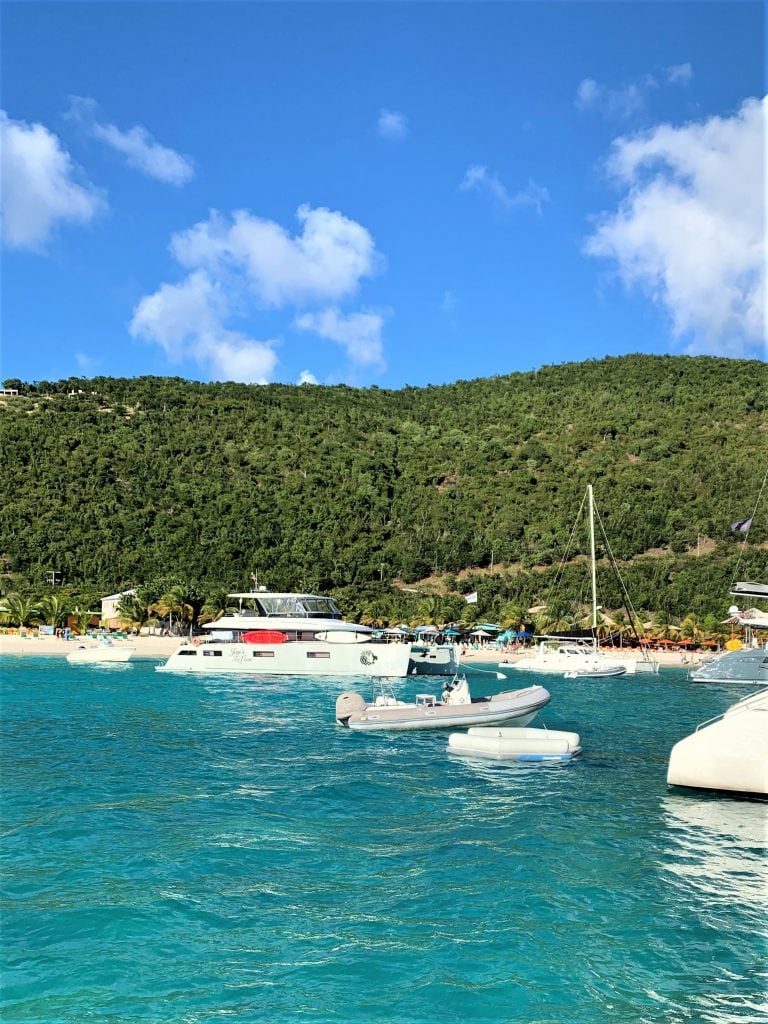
[0,634,180,659]
[0,633,704,667]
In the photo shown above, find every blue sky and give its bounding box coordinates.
[2,1,765,388]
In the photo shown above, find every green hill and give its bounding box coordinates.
[2,354,766,624]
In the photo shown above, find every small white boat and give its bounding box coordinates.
[335,675,550,732]
[667,688,768,796]
[564,664,626,679]
[66,639,135,663]
[448,726,583,762]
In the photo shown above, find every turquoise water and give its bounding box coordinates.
[2,657,766,1024]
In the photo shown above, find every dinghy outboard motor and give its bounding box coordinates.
[335,691,366,726]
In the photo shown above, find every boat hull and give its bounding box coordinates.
[667,689,768,795]
[157,640,412,677]
[340,685,550,732]
[408,643,460,676]
[690,647,768,685]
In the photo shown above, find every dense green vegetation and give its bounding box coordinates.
[2,354,766,629]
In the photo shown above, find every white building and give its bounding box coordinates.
[100,589,137,627]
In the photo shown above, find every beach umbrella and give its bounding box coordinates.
[469,628,491,637]
[415,625,438,634]
[517,630,533,638]
[443,628,460,636]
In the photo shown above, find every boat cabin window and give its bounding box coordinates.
[252,651,275,658]
[202,649,223,657]
[178,649,198,656]
[254,595,342,619]
[306,651,331,659]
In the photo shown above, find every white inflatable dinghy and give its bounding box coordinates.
[448,726,582,762]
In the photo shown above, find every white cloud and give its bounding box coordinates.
[0,110,105,250]
[295,307,386,368]
[441,290,458,329]
[298,370,319,385]
[667,63,693,84]
[575,76,648,119]
[576,66,692,120]
[207,336,278,383]
[92,123,194,186]
[171,205,380,307]
[75,352,100,372]
[460,165,550,214]
[377,109,408,140]
[584,96,766,358]
[130,270,278,382]
[133,204,384,381]
[68,96,194,186]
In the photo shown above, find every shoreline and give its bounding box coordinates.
[0,634,705,667]
[0,635,180,659]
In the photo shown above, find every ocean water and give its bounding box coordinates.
[1,656,766,1024]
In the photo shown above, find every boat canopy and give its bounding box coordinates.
[227,592,342,619]
[730,582,768,600]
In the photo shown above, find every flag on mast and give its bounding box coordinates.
[465,591,478,604]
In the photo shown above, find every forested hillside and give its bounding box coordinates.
[2,354,766,624]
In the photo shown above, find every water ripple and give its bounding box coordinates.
[1,658,765,1023]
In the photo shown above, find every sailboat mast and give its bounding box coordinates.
[588,484,598,632]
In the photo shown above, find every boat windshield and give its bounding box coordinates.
[257,595,342,619]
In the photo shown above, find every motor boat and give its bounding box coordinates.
[448,726,582,762]
[509,638,630,676]
[335,674,550,732]
[158,590,412,677]
[408,642,461,676]
[667,687,768,796]
[690,582,768,685]
[66,638,135,663]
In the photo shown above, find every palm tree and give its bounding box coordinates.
[199,588,236,624]
[38,593,71,628]
[70,606,97,635]
[411,595,437,627]
[498,601,525,630]
[117,592,150,632]
[648,609,681,641]
[679,614,704,645]
[0,593,41,627]
[539,596,577,635]
[151,586,194,635]
[358,598,393,628]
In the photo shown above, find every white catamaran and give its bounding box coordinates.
[158,591,412,677]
